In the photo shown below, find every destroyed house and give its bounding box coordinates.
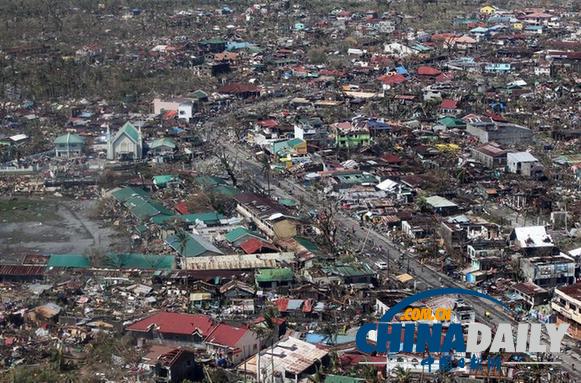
[235,193,298,240]
[219,280,255,299]
[146,347,200,383]
[126,312,214,346]
[324,264,376,285]
[510,226,554,256]
[425,196,459,216]
[204,323,258,364]
[166,233,223,258]
[466,121,533,145]
[401,216,436,239]
[520,255,576,288]
[255,268,294,289]
[439,215,500,252]
[467,239,505,269]
[293,117,328,150]
[331,172,378,190]
[511,282,550,307]
[198,39,226,53]
[471,143,507,168]
[238,336,329,383]
[552,283,581,340]
[218,83,261,99]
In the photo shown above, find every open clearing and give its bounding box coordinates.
[0,197,123,256]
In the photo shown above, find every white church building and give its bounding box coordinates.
[107,122,143,160]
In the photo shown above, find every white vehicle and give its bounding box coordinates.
[375,261,388,270]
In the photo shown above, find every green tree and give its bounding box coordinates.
[308,48,328,64]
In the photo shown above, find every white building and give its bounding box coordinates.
[507,151,541,176]
[153,97,195,121]
[107,122,143,161]
[383,42,414,57]
[238,337,328,383]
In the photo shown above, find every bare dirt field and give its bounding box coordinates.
[0,197,126,257]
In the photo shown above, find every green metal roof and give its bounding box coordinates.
[150,137,176,149]
[103,253,174,270]
[118,122,140,142]
[213,185,240,197]
[149,214,179,225]
[438,116,466,128]
[191,89,208,99]
[150,212,225,226]
[153,174,180,187]
[180,212,225,225]
[327,264,375,277]
[255,268,294,283]
[126,195,163,220]
[225,227,261,243]
[54,133,85,145]
[111,187,149,202]
[287,138,305,148]
[294,236,319,252]
[325,375,364,383]
[47,254,90,268]
[166,233,223,257]
[279,198,297,208]
[194,175,227,187]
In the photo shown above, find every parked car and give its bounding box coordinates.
[375,261,388,270]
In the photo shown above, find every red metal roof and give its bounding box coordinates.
[485,111,507,122]
[0,265,45,276]
[163,110,177,119]
[276,297,289,312]
[204,323,250,349]
[302,299,313,313]
[239,238,278,254]
[436,72,454,82]
[440,99,458,109]
[382,153,402,164]
[175,201,190,215]
[377,73,406,85]
[257,119,279,129]
[416,66,441,76]
[127,312,214,336]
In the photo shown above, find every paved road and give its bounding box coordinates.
[209,112,581,379]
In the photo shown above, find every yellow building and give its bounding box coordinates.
[480,5,497,15]
[512,22,524,30]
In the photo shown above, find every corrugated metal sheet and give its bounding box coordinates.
[0,265,45,276]
[184,252,294,271]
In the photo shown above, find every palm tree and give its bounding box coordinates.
[261,154,271,197]
[174,228,190,257]
[361,364,380,383]
[394,366,412,383]
[309,364,324,383]
[251,307,280,383]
